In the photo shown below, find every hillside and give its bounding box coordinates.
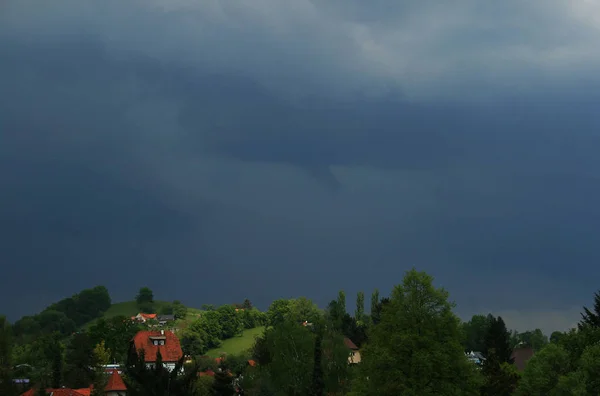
[205,326,265,357]
[85,300,203,328]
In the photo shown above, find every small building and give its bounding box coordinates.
[344,337,361,364]
[131,313,157,323]
[105,368,128,396]
[466,351,486,366]
[157,314,175,325]
[132,329,183,372]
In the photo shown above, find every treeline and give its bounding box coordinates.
[181,300,267,356]
[11,286,111,342]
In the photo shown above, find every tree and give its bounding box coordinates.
[462,314,491,353]
[355,269,480,395]
[266,299,292,328]
[515,343,570,396]
[0,316,16,396]
[370,297,390,326]
[90,341,111,396]
[515,329,548,351]
[481,316,517,395]
[88,316,142,363]
[212,364,234,396]
[172,300,188,320]
[370,289,380,324]
[64,332,96,388]
[136,287,154,312]
[288,297,322,325]
[242,299,253,310]
[354,291,364,324]
[309,329,324,396]
[579,290,600,328]
[337,291,346,315]
[550,331,565,344]
[217,305,243,339]
[254,320,314,395]
[159,304,174,315]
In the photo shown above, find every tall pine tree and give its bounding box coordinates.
[579,290,600,329]
[355,292,365,324]
[481,316,517,396]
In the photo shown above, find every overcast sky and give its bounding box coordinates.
[2,0,600,334]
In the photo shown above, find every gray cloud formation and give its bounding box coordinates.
[2,0,600,332]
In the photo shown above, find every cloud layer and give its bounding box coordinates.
[2,0,600,332]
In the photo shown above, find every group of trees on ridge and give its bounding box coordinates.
[2,271,600,395]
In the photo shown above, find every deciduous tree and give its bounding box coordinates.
[355,269,480,395]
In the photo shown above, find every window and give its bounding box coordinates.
[153,340,158,345]
[159,340,165,345]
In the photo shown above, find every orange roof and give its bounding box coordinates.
[248,359,257,367]
[199,369,215,377]
[105,369,127,391]
[133,330,183,362]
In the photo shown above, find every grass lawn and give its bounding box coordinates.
[205,326,266,358]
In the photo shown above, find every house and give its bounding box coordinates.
[131,313,157,323]
[132,329,183,372]
[344,337,361,364]
[511,345,535,371]
[157,314,175,325]
[466,351,486,366]
[105,369,128,396]
[21,369,127,396]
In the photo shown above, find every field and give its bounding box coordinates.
[205,326,265,357]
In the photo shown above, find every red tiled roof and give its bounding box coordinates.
[105,369,127,391]
[511,347,535,371]
[343,337,358,350]
[133,330,183,362]
[74,388,91,396]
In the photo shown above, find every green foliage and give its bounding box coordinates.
[64,332,96,388]
[461,314,491,353]
[254,320,315,395]
[481,315,517,395]
[0,316,17,396]
[241,308,267,329]
[88,315,142,363]
[354,291,365,324]
[515,343,570,396]
[172,300,188,320]
[159,304,174,315]
[355,269,479,395]
[370,289,380,324]
[192,375,215,396]
[12,286,111,342]
[513,328,549,351]
[212,365,235,396]
[124,347,199,396]
[266,299,292,327]
[579,290,600,328]
[337,291,346,315]
[136,287,154,313]
[218,305,243,339]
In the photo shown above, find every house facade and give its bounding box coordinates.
[132,329,183,372]
[344,337,361,364]
[131,313,157,323]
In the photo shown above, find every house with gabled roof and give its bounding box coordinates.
[344,337,361,364]
[21,368,128,396]
[131,313,157,323]
[131,329,183,372]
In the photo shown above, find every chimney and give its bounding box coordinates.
[161,329,164,335]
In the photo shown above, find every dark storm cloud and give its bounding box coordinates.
[2,0,600,332]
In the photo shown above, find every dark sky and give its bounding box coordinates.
[2,0,600,333]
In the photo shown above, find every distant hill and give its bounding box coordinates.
[84,300,203,328]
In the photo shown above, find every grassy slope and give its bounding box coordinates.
[85,300,200,328]
[205,326,266,358]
